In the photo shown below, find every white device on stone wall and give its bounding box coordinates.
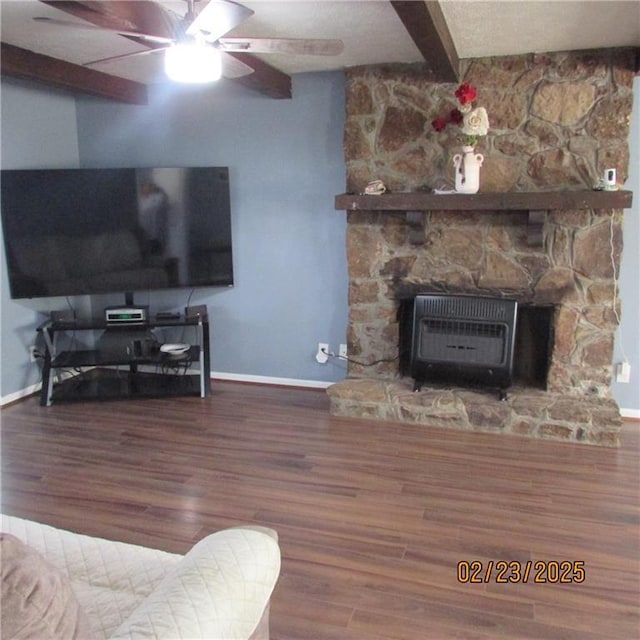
[604,168,617,190]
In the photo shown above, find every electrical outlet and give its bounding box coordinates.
[316,343,329,364]
[339,343,348,359]
[616,362,631,384]
[28,346,38,362]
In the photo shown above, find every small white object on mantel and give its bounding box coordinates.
[363,179,387,195]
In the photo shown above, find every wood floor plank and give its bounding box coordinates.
[1,381,639,639]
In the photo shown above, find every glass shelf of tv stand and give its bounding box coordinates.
[49,365,203,404]
[45,316,203,331]
[50,346,199,369]
[38,307,210,406]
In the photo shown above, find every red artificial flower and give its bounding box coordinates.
[454,82,477,105]
[431,81,488,147]
[449,108,463,125]
[431,116,448,132]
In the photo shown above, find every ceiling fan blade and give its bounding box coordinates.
[33,16,174,44]
[187,0,254,42]
[83,44,254,80]
[84,46,253,81]
[38,0,175,39]
[220,52,254,79]
[217,37,344,56]
[84,46,167,68]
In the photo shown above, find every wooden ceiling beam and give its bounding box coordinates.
[1,42,148,105]
[390,0,459,82]
[226,52,291,99]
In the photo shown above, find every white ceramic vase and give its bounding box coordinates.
[453,145,484,194]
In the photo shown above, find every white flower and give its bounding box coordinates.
[462,107,489,137]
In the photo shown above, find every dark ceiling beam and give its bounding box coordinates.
[226,52,291,99]
[38,0,293,98]
[1,42,148,105]
[390,0,459,82]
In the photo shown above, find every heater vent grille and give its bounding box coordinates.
[419,295,511,321]
[409,294,518,390]
[418,319,507,365]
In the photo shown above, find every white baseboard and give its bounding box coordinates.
[211,371,334,389]
[621,408,640,420]
[0,382,41,406]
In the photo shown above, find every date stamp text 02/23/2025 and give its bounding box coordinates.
[457,560,586,584]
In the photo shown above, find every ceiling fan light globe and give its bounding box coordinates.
[164,44,222,83]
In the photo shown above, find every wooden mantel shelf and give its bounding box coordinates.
[335,189,633,212]
[335,190,633,246]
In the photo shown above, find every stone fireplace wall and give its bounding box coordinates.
[329,49,636,446]
[344,50,634,193]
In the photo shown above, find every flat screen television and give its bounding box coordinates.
[0,166,233,299]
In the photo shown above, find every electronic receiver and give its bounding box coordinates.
[105,306,148,325]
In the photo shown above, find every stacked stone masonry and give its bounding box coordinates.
[327,379,622,447]
[331,49,635,446]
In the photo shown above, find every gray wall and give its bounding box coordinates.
[611,75,640,413]
[74,73,348,385]
[0,80,90,401]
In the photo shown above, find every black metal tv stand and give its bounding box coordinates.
[37,305,210,406]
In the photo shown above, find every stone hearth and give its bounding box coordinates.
[327,379,621,446]
[329,49,635,446]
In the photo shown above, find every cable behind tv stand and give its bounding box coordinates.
[37,305,210,406]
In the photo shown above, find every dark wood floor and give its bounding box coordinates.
[2,381,639,639]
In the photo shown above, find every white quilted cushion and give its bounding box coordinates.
[1,515,181,639]
[110,528,281,640]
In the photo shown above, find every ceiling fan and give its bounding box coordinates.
[34,0,344,83]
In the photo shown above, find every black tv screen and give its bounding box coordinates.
[1,167,233,299]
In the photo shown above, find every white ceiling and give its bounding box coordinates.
[441,1,639,58]
[1,0,639,86]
